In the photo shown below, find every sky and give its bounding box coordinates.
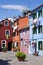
[0,0,43,20]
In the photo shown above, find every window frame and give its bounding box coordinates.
[38,10,42,17]
[5,30,10,36]
[1,40,6,48]
[4,20,9,26]
[33,13,37,19]
[14,42,18,47]
[38,41,42,50]
[38,25,42,33]
[33,26,37,34]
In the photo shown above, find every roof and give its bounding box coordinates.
[32,4,43,12]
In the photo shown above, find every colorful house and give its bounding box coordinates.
[29,4,43,55]
[12,18,20,51]
[18,15,31,54]
[0,18,12,51]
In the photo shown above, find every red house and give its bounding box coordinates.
[0,18,12,51]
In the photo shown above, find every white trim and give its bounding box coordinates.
[1,40,6,48]
[4,20,9,26]
[14,42,17,47]
[5,30,10,36]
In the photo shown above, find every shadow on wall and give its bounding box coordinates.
[0,59,12,65]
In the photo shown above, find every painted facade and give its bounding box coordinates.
[0,18,12,51]
[12,18,20,51]
[18,16,30,54]
[29,4,43,55]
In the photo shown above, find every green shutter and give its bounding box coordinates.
[38,41,42,50]
[38,25,42,33]
[38,10,42,17]
[33,27,37,34]
[33,13,37,19]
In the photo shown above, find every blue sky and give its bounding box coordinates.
[0,0,43,20]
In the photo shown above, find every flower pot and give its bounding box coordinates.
[2,47,7,52]
[16,52,26,61]
[18,57,24,61]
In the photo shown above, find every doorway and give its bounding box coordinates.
[8,41,12,51]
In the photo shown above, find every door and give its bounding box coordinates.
[8,41,12,51]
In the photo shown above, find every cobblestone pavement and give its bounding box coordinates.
[0,51,43,65]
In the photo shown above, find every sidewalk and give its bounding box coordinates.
[0,51,43,65]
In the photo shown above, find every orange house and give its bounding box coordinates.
[18,16,29,30]
[12,18,20,51]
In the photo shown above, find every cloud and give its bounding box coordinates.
[0,5,29,12]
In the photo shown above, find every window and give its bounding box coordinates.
[33,13,37,19]
[4,20,9,26]
[12,32,16,36]
[38,25,42,33]
[38,10,42,17]
[5,30,10,36]
[38,41,42,50]
[17,22,19,25]
[23,41,26,46]
[1,40,6,48]
[14,42,18,47]
[16,42,18,47]
[33,27,37,34]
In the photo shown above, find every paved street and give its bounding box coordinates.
[0,51,43,65]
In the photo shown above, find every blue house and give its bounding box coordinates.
[29,4,43,55]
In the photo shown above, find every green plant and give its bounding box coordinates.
[16,52,26,60]
[2,47,7,52]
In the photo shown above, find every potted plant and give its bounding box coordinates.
[2,47,7,52]
[16,52,26,61]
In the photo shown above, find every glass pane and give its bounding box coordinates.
[6,31,9,34]
[33,27,37,34]
[38,10,42,17]
[38,26,42,33]
[38,41,42,50]
[33,13,37,19]
[16,42,18,47]
[3,44,5,47]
